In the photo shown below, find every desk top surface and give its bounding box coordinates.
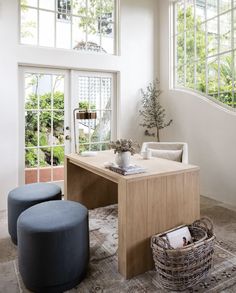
[66,151,199,183]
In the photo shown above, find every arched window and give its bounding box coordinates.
[173,0,236,109]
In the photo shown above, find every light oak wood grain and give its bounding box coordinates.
[65,150,200,279]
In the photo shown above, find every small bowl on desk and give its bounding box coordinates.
[141,149,152,160]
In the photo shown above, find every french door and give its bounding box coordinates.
[19,67,70,189]
[71,71,116,153]
[20,67,116,188]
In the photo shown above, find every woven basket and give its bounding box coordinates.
[151,217,215,291]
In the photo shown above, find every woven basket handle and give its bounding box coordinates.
[152,236,173,250]
[192,217,213,234]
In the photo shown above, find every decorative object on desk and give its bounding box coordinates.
[80,151,98,157]
[151,217,215,291]
[139,79,172,142]
[109,139,140,168]
[73,101,97,154]
[106,163,146,176]
[141,148,152,160]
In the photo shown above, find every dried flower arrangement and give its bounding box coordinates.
[109,139,139,155]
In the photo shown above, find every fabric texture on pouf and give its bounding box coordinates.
[8,183,61,244]
[17,200,89,293]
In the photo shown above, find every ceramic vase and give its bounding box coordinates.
[115,151,131,168]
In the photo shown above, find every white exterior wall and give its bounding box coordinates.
[158,0,236,206]
[0,0,158,210]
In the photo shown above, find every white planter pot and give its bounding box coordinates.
[115,151,131,168]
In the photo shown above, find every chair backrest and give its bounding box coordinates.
[141,142,189,164]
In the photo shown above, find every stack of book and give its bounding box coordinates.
[107,164,146,176]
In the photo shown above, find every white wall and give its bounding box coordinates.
[158,0,236,206]
[0,0,158,210]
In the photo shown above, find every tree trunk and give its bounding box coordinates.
[156,127,160,142]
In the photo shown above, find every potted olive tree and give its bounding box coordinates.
[139,80,172,141]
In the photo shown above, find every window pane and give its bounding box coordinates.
[234,9,236,48]
[39,11,55,47]
[25,111,38,147]
[176,65,184,87]
[56,17,71,49]
[89,77,100,109]
[177,33,184,66]
[196,0,206,23]
[101,0,115,22]
[196,62,206,93]
[186,0,194,32]
[91,143,101,151]
[91,111,100,143]
[21,8,38,45]
[39,0,55,11]
[72,17,87,50]
[101,22,114,54]
[207,18,218,57]
[99,111,111,142]
[39,75,52,109]
[176,1,184,34]
[25,148,38,168]
[101,78,112,109]
[219,53,233,105]
[40,147,52,166]
[208,57,218,96]
[78,77,89,103]
[186,63,195,90]
[73,0,87,17]
[53,76,65,110]
[21,0,37,7]
[39,111,52,146]
[196,23,206,60]
[79,144,90,153]
[53,111,64,145]
[220,12,231,53]
[52,146,64,166]
[87,0,101,18]
[186,30,194,63]
[87,18,101,52]
[25,74,38,109]
[57,0,72,16]
[206,0,218,19]
[219,0,231,13]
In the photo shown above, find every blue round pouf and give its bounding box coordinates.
[8,183,61,244]
[17,200,89,293]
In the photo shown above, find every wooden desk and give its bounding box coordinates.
[64,151,200,279]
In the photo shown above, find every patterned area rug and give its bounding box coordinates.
[1,205,236,292]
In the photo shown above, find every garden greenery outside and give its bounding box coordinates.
[176,1,236,108]
[25,74,112,171]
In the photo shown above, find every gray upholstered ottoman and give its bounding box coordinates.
[8,183,61,244]
[17,200,89,293]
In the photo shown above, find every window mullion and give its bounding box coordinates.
[194,0,196,90]
[37,75,40,183]
[217,0,220,101]
[37,0,39,45]
[205,0,208,96]
[231,1,234,108]
[54,0,57,48]
[184,0,186,87]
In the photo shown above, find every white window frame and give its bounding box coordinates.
[19,0,120,55]
[172,0,236,111]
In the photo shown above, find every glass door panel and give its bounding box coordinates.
[23,69,69,187]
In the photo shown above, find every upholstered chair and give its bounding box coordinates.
[141,142,188,164]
